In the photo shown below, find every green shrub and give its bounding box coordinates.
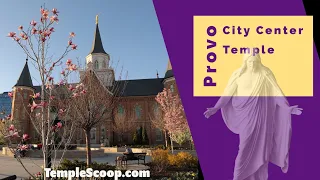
[133,131,138,144]
[142,126,149,145]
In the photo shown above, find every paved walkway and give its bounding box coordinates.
[0,153,152,179]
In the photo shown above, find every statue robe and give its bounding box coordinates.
[217,67,292,180]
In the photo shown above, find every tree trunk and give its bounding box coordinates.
[169,135,174,154]
[43,135,48,180]
[41,84,48,175]
[43,145,48,171]
[85,129,92,166]
[164,130,168,149]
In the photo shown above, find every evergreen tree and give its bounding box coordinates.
[142,126,149,145]
[138,126,143,144]
[133,131,138,144]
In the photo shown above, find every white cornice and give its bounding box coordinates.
[163,77,175,84]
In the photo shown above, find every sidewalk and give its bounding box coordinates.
[0,153,151,179]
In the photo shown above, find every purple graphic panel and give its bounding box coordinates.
[153,0,320,179]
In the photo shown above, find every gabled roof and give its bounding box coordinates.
[33,78,164,98]
[114,78,164,97]
[15,59,33,88]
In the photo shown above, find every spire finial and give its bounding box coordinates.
[26,56,28,62]
[156,70,159,78]
[96,15,99,24]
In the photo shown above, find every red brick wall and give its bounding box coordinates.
[11,87,33,137]
[11,81,180,146]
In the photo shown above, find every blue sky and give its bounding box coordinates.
[0,0,169,93]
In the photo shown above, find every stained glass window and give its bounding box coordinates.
[101,126,106,139]
[170,84,174,92]
[23,92,28,99]
[102,60,106,68]
[90,128,96,141]
[118,104,124,115]
[94,60,99,69]
[156,128,163,141]
[134,104,142,119]
[21,107,25,119]
[154,103,160,116]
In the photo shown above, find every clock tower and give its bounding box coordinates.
[80,15,115,87]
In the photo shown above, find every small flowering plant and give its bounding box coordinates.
[0,123,30,158]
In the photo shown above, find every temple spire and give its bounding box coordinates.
[89,15,107,55]
[166,60,172,71]
[163,59,174,80]
[15,58,33,88]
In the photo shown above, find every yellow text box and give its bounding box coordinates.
[193,16,313,97]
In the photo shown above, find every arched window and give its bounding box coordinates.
[102,60,106,69]
[90,128,96,143]
[94,60,99,69]
[134,104,142,119]
[170,84,174,92]
[118,104,124,115]
[153,102,160,116]
[21,107,25,119]
[101,126,106,140]
[155,128,163,141]
[23,92,28,99]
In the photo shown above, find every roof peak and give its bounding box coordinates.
[15,59,33,88]
[89,16,108,55]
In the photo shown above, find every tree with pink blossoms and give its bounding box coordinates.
[155,88,192,153]
[1,6,82,179]
[68,66,127,166]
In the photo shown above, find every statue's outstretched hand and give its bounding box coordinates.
[204,107,218,119]
[290,105,303,115]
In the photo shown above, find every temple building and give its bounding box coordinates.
[9,16,178,146]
